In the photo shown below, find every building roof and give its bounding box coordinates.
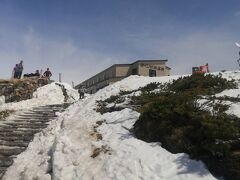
[166,66,171,70]
[133,59,168,64]
[113,59,168,66]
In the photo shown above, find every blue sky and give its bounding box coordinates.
[0,0,240,84]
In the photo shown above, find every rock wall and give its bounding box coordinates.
[0,78,49,103]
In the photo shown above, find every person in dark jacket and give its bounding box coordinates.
[43,68,52,79]
[13,64,19,78]
[17,60,23,79]
[78,88,85,99]
[23,70,40,78]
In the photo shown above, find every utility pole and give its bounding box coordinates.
[59,73,62,82]
[235,42,240,68]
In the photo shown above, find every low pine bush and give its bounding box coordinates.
[132,74,240,180]
[168,74,237,95]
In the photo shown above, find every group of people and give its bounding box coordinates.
[24,68,52,79]
[13,60,23,79]
[13,60,52,80]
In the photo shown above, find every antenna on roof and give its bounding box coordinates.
[235,42,240,68]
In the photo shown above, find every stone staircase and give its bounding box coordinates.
[0,103,70,178]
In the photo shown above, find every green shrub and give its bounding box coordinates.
[119,90,137,96]
[132,74,240,180]
[140,82,160,92]
[104,95,120,103]
[104,95,125,104]
[168,74,237,95]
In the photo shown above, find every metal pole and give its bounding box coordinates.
[59,73,62,82]
[235,43,240,69]
[237,51,240,69]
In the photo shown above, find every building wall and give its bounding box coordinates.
[138,61,170,76]
[116,66,130,77]
[86,77,125,94]
[128,63,139,76]
[76,60,171,94]
[80,65,117,88]
[79,66,119,94]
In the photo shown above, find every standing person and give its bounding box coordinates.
[78,87,85,99]
[201,63,209,74]
[13,64,19,78]
[43,68,52,80]
[17,60,24,79]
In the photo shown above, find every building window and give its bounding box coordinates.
[149,69,156,77]
[132,68,137,75]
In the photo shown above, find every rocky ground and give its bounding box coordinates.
[0,78,49,103]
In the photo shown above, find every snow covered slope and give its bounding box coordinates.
[0,82,79,111]
[3,71,240,180]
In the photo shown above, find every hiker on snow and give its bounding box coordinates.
[78,88,85,99]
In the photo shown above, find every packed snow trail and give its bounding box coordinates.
[6,72,239,179]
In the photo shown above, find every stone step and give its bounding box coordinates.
[4,122,48,126]
[0,129,40,134]
[0,132,35,137]
[0,157,13,167]
[20,111,57,114]
[0,140,28,148]
[46,104,69,107]
[32,111,59,114]
[33,107,63,110]
[12,120,50,124]
[1,124,48,129]
[0,147,25,156]
[0,103,69,177]
[20,111,56,114]
[20,114,57,118]
[19,115,55,118]
[0,136,33,141]
[13,117,53,121]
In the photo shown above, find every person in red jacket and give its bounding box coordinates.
[200,63,209,74]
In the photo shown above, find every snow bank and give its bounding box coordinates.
[93,75,181,102]
[6,72,236,180]
[215,89,240,98]
[0,82,78,111]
